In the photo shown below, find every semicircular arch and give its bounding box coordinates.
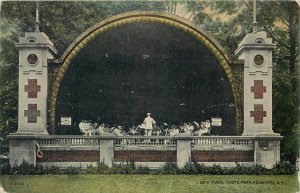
[49,11,242,134]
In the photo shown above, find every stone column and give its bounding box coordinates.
[99,133,115,167]
[235,31,276,136]
[15,32,56,135]
[235,29,283,168]
[254,136,282,169]
[8,134,36,167]
[9,29,57,167]
[175,133,191,168]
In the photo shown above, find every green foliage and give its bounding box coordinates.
[279,124,300,164]
[85,164,98,174]
[186,0,299,164]
[1,1,166,55]
[186,1,250,56]
[2,160,296,175]
[206,164,224,175]
[180,162,198,174]
[0,35,18,153]
[42,166,61,175]
[193,162,209,174]
[157,162,179,174]
[136,165,150,174]
[110,161,136,174]
[9,161,61,175]
[181,162,296,175]
[0,158,10,174]
[273,68,299,164]
[0,1,298,164]
[151,162,296,175]
[10,161,34,175]
[0,1,166,152]
[271,162,296,175]
[85,163,112,174]
[96,161,110,174]
[82,161,149,175]
[64,166,82,174]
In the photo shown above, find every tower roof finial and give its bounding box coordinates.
[34,1,40,32]
[252,0,258,33]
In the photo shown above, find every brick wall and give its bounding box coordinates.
[191,151,254,162]
[114,150,176,162]
[37,150,99,162]
[36,150,253,163]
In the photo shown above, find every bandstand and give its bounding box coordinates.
[8,10,282,169]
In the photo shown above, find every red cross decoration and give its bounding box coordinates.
[251,80,266,99]
[24,104,40,123]
[24,79,41,98]
[250,104,267,124]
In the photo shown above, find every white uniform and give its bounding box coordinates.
[143,116,156,136]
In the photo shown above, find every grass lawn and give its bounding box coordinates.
[0,174,299,193]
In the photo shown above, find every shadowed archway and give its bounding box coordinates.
[49,11,242,134]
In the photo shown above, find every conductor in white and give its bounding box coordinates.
[143,113,156,136]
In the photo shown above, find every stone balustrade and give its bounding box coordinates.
[191,136,254,146]
[115,136,176,147]
[8,134,282,169]
[35,135,253,147]
[36,136,100,147]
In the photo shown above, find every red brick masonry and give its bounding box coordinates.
[37,150,99,162]
[24,79,41,98]
[251,80,266,99]
[24,104,40,123]
[191,151,254,162]
[37,150,253,163]
[114,150,176,162]
[250,104,267,124]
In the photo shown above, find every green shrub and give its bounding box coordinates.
[0,159,10,174]
[97,162,110,174]
[207,164,223,175]
[44,166,61,175]
[123,161,136,174]
[11,160,35,175]
[34,165,45,175]
[158,162,179,174]
[85,164,98,174]
[194,162,209,174]
[6,160,296,175]
[110,163,126,174]
[110,161,136,174]
[181,162,198,174]
[136,165,150,174]
[63,166,82,174]
[179,162,296,175]
[250,165,269,175]
[271,162,296,175]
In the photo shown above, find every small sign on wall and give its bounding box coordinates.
[61,117,72,126]
[211,118,222,126]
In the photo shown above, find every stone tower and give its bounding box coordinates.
[15,24,57,134]
[234,3,282,167]
[235,31,276,136]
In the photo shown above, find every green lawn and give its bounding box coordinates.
[0,175,299,193]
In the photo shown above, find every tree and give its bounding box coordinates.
[0,1,298,164]
[184,0,299,164]
[0,1,166,150]
[1,1,166,55]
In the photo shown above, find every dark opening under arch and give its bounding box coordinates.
[49,11,242,134]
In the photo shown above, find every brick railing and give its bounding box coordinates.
[191,136,254,146]
[36,135,254,147]
[8,134,282,168]
[36,136,100,147]
[115,136,176,147]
